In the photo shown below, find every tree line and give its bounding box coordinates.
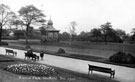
[59,22,135,43]
[1,4,135,44]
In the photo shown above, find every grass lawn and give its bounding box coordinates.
[3,39,135,68]
[0,55,119,82]
[5,39,135,56]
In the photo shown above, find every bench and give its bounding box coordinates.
[88,64,115,78]
[5,49,17,56]
[24,52,39,61]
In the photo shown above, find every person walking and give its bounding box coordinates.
[40,51,44,60]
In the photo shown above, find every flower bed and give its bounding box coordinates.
[5,64,56,76]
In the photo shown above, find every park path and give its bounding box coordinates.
[0,46,135,82]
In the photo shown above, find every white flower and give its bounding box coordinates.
[5,64,56,76]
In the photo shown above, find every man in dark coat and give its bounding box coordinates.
[40,51,44,60]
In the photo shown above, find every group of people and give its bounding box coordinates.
[26,48,44,60]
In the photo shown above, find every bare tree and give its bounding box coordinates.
[69,21,77,41]
[0,4,15,42]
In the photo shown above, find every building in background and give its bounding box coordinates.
[40,18,60,42]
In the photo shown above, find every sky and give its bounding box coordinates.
[1,0,135,34]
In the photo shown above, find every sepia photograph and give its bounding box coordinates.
[0,0,135,82]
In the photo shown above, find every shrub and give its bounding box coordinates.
[57,48,65,54]
[5,64,56,76]
[109,51,135,64]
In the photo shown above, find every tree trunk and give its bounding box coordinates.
[26,32,29,45]
[25,24,30,47]
[0,25,2,43]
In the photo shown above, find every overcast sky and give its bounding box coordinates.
[1,0,135,34]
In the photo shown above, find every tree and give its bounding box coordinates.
[18,5,46,46]
[69,21,77,41]
[39,25,47,35]
[59,32,71,41]
[11,19,29,39]
[131,28,135,35]
[76,31,91,41]
[14,30,25,39]
[115,29,126,39]
[0,4,15,42]
[100,22,123,43]
[90,28,102,41]
[128,28,135,43]
[130,33,135,43]
[101,22,112,43]
[11,19,23,29]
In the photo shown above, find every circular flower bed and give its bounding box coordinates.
[5,64,56,76]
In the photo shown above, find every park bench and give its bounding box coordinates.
[5,49,17,56]
[88,64,115,78]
